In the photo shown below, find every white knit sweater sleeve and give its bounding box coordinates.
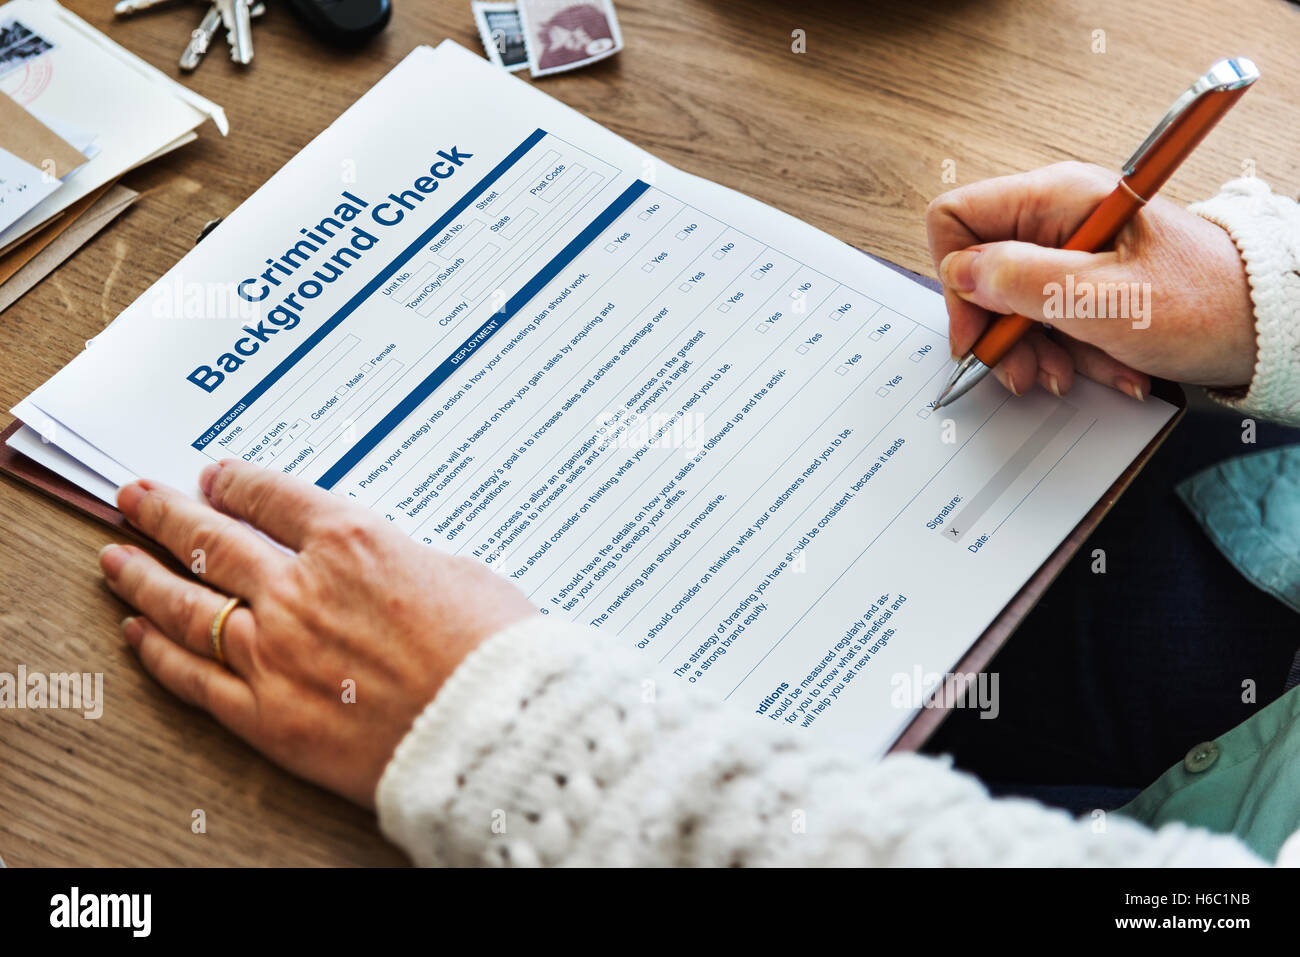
[1189,178,1300,425]
[375,616,1262,866]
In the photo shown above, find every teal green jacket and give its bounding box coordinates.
[1120,446,1300,861]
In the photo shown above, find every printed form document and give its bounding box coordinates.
[12,42,1177,755]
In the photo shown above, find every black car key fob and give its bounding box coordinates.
[286,0,392,46]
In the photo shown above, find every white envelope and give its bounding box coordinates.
[0,0,226,252]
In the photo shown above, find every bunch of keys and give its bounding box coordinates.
[114,0,262,70]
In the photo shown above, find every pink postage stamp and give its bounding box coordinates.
[516,0,623,77]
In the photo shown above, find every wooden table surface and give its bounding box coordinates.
[1,0,1297,867]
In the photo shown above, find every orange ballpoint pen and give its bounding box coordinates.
[931,57,1260,409]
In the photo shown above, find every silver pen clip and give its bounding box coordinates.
[1121,57,1261,175]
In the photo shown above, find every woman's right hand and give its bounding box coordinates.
[926,161,1258,400]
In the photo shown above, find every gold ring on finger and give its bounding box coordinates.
[209,596,241,666]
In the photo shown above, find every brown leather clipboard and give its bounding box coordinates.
[0,255,1187,749]
[0,418,128,529]
[889,376,1186,750]
[861,257,1189,751]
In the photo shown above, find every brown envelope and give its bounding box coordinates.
[0,90,87,180]
[0,180,112,286]
[0,182,137,312]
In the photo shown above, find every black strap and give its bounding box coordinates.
[1284,647,1300,693]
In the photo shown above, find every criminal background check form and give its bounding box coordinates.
[11,41,1177,756]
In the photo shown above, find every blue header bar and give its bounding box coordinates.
[315,178,651,490]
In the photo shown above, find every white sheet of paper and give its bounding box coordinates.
[7,424,118,503]
[12,402,136,487]
[14,41,1176,756]
[0,142,58,232]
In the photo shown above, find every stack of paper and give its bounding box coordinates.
[7,42,1178,755]
[0,0,225,307]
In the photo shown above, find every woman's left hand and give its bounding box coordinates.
[99,459,536,808]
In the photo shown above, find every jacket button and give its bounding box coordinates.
[1184,741,1220,773]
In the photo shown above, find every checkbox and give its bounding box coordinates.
[869,331,883,341]
[675,231,688,240]
[638,211,652,221]
[796,343,810,355]
[712,250,726,260]
[756,323,770,334]
[909,352,923,362]
[679,282,692,292]
[835,366,850,376]
[751,270,765,280]
[916,406,932,419]
[828,310,842,321]
[642,263,654,273]
[604,243,617,252]
[717,303,731,313]
[789,290,802,299]
[875,385,889,395]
